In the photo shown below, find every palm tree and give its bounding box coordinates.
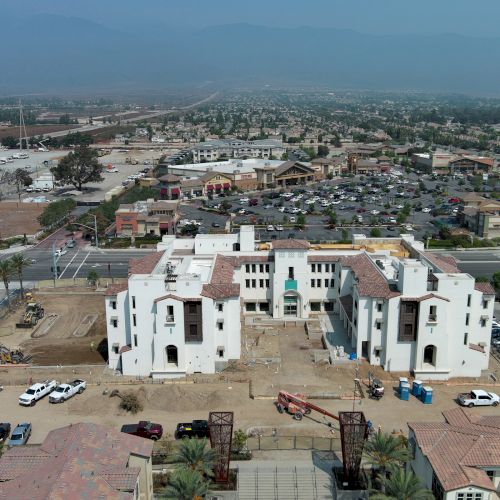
[0,259,12,308]
[370,466,433,500]
[173,437,217,478]
[364,432,409,491]
[163,469,208,500]
[10,254,31,298]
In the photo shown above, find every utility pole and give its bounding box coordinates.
[93,215,99,249]
[52,242,58,287]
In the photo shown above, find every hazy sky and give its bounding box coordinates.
[2,0,500,37]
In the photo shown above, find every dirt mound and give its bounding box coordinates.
[68,393,111,416]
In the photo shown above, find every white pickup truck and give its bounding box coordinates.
[49,380,86,403]
[19,380,58,406]
[458,390,499,408]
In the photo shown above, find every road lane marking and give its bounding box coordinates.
[72,252,90,279]
[58,251,80,279]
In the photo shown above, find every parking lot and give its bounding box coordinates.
[178,167,482,242]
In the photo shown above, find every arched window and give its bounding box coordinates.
[166,345,178,365]
[423,345,436,366]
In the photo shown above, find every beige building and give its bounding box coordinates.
[461,194,500,239]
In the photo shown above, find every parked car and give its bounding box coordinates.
[49,379,86,403]
[0,423,11,443]
[175,420,210,439]
[211,222,221,228]
[8,423,31,447]
[249,198,258,206]
[239,197,250,204]
[458,390,499,407]
[121,421,163,440]
[19,380,58,406]
[266,225,274,231]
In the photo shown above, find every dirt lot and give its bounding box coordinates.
[0,201,47,238]
[0,292,107,365]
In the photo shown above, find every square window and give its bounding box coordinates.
[246,302,256,312]
[317,264,322,273]
[246,279,250,288]
[251,279,256,288]
[111,301,117,310]
[377,303,382,312]
[259,302,270,312]
[133,334,138,347]
[324,279,329,288]
[330,279,335,288]
[467,294,471,307]
[324,301,334,312]
[217,321,223,331]
[111,319,118,328]
[245,264,250,273]
[132,314,137,327]
[310,302,321,312]
[316,279,321,288]
[266,279,270,288]
[464,332,468,345]
[465,313,469,326]
[112,345,119,354]
[259,279,264,288]
[311,279,315,288]
[481,318,487,327]
[132,296,136,309]
[311,264,316,273]
[325,264,330,273]
[251,264,256,273]
[217,348,224,358]
[217,303,223,312]
[265,264,270,272]
[259,264,264,273]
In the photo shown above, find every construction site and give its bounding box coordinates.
[0,289,107,367]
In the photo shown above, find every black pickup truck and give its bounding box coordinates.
[175,420,210,439]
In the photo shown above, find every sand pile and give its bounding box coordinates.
[68,393,112,416]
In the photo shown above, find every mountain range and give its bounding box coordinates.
[1,14,499,95]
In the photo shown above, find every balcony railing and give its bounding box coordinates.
[427,314,437,323]
[165,315,175,323]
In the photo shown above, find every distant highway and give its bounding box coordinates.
[35,92,219,140]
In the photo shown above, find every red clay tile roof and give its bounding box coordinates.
[272,239,310,250]
[201,255,240,300]
[235,255,274,264]
[340,253,400,299]
[119,345,132,354]
[401,293,450,303]
[408,408,500,492]
[129,250,165,275]
[421,252,460,273]
[0,422,153,499]
[475,282,496,295]
[105,283,129,296]
[154,294,200,303]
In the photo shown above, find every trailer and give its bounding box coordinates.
[275,390,340,422]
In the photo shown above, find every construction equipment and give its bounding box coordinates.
[125,157,138,165]
[0,344,31,364]
[15,302,44,328]
[275,390,340,422]
[368,372,384,400]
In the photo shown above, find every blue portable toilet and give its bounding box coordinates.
[399,377,408,393]
[400,382,410,401]
[412,380,423,398]
[421,386,433,404]
[349,352,357,361]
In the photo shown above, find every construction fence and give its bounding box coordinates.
[246,435,341,452]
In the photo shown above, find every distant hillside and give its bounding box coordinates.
[1,15,499,95]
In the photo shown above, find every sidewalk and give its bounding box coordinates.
[0,245,33,256]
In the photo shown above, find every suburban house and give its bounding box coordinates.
[115,199,180,237]
[0,422,154,500]
[105,228,494,380]
[408,407,500,499]
[460,194,500,239]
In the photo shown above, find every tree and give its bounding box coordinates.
[233,429,248,453]
[370,228,381,237]
[317,145,329,157]
[475,276,490,283]
[296,213,306,228]
[492,271,500,290]
[364,432,409,491]
[10,254,31,298]
[51,145,103,191]
[87,270,100,286]
[172,437,217,478]
[341,228,349,242]
[370,465,433,500]
[163,469,209,500]
[38,198,76,228]
[0,259,12,308]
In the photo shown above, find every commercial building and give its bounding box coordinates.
[115,199,180,237]
[449,156,495,175]
[461,194,500,239]
[0,422,154,499]
[105,228,494,380]
[408,408,500,499]
[192,138,286,162]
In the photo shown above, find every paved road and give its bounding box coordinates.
[437,250,500,279]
